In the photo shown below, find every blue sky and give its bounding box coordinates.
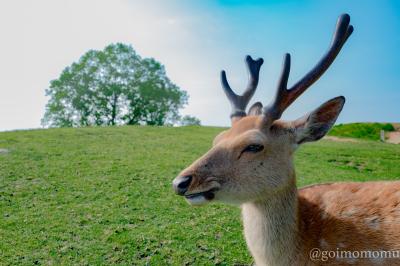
[0,0,399,130]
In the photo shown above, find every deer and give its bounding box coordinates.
[172,14,400,266]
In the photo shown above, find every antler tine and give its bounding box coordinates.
[263,13,353,123]
[263,53,291,121]
[221,55,264,119]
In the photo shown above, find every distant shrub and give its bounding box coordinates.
[382,123,395,131]
[179,115,201,126]
[329,123,395,140]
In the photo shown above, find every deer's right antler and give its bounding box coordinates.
[262,13,353,125]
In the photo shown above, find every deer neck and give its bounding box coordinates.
[241,178,300,266]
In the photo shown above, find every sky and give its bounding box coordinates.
[0,0,399,131]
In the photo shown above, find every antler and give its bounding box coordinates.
[221,55,264,119]
[262,13,353,124]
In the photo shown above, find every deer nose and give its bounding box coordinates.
[173,175,192,195]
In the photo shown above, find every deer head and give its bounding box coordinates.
[173,14,353,206]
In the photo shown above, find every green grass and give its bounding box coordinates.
[0,126,399,265]
[329,122,395,140]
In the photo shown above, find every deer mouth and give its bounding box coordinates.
[184,188,219,205]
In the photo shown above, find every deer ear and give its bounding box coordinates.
[248,102,263,116]
[293,96,345,144]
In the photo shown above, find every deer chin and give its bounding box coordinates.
[184,188,218,206]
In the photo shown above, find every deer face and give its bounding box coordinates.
[173,116,297,205]
[173,14,352,206]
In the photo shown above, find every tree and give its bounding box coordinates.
[42,43,188,127]
[179,115,201,126]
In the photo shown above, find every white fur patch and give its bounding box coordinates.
[185,195,208,206]
[365,216,380,230]
[341,207,359,218]
[320,239,329,248]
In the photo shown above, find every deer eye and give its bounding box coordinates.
[242,144,264,154]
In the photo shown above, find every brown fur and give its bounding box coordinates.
[299,182,400,261]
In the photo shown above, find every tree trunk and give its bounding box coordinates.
[110,93,118,125]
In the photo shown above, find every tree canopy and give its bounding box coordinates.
[42,43,188,127]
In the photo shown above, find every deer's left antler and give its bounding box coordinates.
[262,13,353,124]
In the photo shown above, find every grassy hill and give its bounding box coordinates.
[1,126,399,265]
[329,122,395,140]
